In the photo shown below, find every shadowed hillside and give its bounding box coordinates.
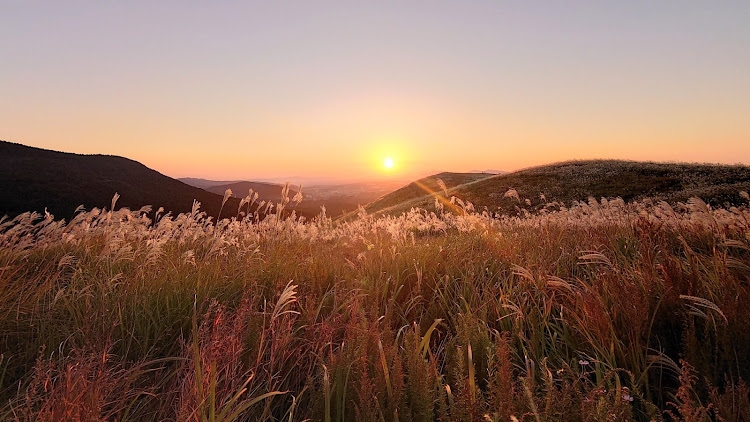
[187,178,405,218]
[0,141,240,220]
[178,177,243,189]
[364,160,750,216]
[203,181,300,202]
[204,180,327,219]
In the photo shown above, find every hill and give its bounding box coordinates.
[177,177,243,189]
[207,180,408,218]
[204,180,326,219]
[364,160,750,216]
[0,141,241,220]
[185,178,406,218]
[203,181,300,201]
[299,180,407,217]
[359,172,497,215]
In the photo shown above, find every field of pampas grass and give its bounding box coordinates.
[1,192,750,421]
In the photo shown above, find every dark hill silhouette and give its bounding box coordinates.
[362,160,750,216]
[0,141,241,220]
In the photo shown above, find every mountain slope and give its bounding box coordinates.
[204,180,325,220]
[361,172,496,214]
[0,141,240,220]
[365,160,750,216]
[186,178,407,218]
[178,177,242,189]
[204,181,299,201]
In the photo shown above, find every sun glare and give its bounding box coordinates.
[383,157,395,169]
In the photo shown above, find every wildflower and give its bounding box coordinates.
[579,359,590,366]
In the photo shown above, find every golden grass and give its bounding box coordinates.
[0,192,749,420]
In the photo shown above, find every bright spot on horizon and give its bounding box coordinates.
[383,157,395,169]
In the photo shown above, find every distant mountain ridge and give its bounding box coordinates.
[178,177,245,189]
[0,141,240,220]
[180,179,300,202]
[181,178,404,217]
[205,181,299,198]
[8,142,747,223]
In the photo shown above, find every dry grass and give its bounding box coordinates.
[1,190,749,421]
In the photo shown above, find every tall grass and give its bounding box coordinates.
[1,192,749,420]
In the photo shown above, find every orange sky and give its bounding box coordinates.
[2,2,749,183]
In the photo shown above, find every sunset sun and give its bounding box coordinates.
[383,157,395,169]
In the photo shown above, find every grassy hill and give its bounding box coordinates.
[0,141,241,220]
[365,160,750,216]
[362,172,496,214]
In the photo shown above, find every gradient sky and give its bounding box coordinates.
[2,1,749,182]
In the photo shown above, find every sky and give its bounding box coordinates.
[1,1,749,183]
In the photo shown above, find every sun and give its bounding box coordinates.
[383,157,395,169]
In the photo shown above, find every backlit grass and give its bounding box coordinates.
[1,193,749,421]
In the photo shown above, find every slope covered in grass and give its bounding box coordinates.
[362,172,495,214]
[2,194,749,420]
[366,160,750,217]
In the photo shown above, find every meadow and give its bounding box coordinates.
[1,190,749,421]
